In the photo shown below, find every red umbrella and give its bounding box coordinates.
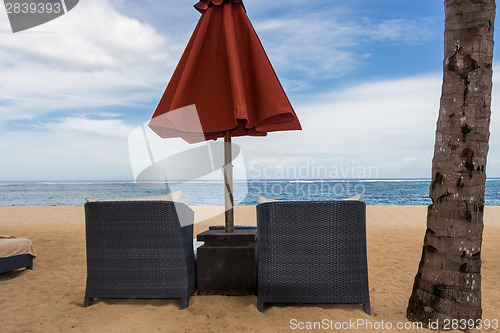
[149,0,301,232]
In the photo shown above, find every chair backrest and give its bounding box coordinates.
[85,200,192,246]
[257,200,370,311]
[83,200,196,308]
[257,200,367,252]
[84,201,195,275]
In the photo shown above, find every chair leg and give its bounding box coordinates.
[84,297,93,307]
[258,301,264,313]
[181,297,189,309]
[363,302,371,315]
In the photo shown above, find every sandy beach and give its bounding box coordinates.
[1,205,499,333]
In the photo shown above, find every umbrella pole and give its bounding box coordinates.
[224,131,234,233]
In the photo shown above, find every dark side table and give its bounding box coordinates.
[196,227,257,295]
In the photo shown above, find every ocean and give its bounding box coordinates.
[1,179,500,207]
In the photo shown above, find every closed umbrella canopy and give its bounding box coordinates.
[149,0,301,231]
[149,0,301,141]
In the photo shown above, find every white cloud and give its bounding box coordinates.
[0,0,183,125]
[239,74,434,177]
[0,0,440,126]
[43,117,135,138]
[0,0,170,70]
[239,67,500,179]
[363,18,436,43]
[486,67,500,177]
[1,0,498,181]
[3,67,500,181]
[0,65,162,123]
[253,9,439,80]
[0,126,133,180]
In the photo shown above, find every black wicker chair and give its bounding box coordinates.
[257,200,370,314]
[84,201,196,309]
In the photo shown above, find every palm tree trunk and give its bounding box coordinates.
[407,0,495,328]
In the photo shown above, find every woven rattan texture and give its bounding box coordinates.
[257,201,370,314]
[84,201,196,309]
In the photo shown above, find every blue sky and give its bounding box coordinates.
[0,0,499,181]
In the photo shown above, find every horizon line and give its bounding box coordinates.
[2,177,500,183]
